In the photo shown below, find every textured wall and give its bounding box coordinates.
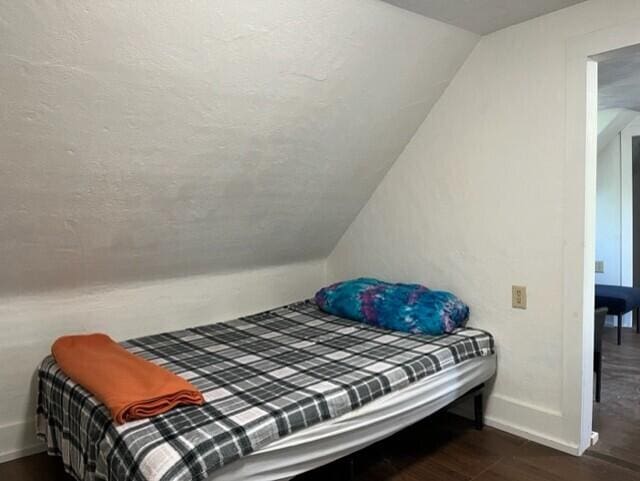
[0,0,479,460]
[0,260,325,461]
[0,0,477,295]
[327,0,640,454]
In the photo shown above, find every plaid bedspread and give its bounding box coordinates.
[36,300,494,481]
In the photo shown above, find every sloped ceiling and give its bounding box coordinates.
[599,49,640,111]
[382,0,586,35]
[0,0,478,294]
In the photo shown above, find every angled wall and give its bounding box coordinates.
[0,0,477,295]
[327,0,640,453]
[0,0,478,461]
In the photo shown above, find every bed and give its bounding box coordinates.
[36,300,496,481]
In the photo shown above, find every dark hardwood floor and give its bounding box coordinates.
[297,411,640,481]
[3,410,639,481]
[2,325,638,481]
[590,325,640,471]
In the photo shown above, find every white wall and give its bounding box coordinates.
[0,0,477,295]
[597,108,638,152]
[0,0,478,461]
[327,0,640,454]
[596,134,623,285]
[595,121,635,328]
[620,118,640,293]
[5,0,640,464]
[0,260,325,462]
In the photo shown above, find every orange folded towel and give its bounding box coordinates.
[52,333,204,424]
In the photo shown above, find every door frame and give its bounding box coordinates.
[565,23,640,455]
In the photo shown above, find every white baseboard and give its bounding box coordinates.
[484,416,579,455]
[0,419,45,465]
[451,392,580,455]
[0,443,46,464]
[485,394,579,455]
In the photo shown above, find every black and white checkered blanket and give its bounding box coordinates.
[36,300,494,481]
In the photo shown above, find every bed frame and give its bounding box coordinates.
[338,382,485,480]
[471,383,485,430]
[39,298,495,481]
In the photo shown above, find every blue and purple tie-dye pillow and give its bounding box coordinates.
[314,278,469,335]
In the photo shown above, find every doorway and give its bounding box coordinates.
[590,47,640,466]
[564,22,640,457]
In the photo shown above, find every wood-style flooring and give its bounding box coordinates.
[2,325,639,481]
[590,325,640,472]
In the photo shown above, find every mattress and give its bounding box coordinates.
[211,354,496,481]
[36,300,495,481]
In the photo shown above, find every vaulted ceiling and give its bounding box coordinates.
[0,1,478,294]
[382,0,586,34]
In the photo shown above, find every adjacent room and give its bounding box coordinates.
[2,1,640,481]
[593,46,640,467]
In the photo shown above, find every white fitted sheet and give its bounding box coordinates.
[210,354,496,481]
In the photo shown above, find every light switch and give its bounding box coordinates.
[595,260,604,273]
[512,285,527,309]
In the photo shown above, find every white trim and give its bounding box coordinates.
[485,393,569,446]
[565,21,640,455]
[484,416,579,455]
[0,444,45,465]
[454,392,576,454]
[0,418,45,465]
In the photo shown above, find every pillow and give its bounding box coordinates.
[314,278,469,335]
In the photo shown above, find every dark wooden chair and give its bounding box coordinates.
[594,307,608,403]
